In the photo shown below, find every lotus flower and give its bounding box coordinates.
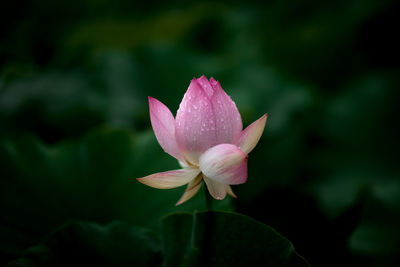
[137,76,267,205]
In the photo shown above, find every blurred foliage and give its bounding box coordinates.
[163,211,308,267]
[1,0,400,266]
[8,220,162,267]
[7,211,309,267]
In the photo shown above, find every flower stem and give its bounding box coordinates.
[204,187,213,211]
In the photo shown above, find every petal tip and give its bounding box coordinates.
[136,177,148,186]
[175,198,188,206]
[136,177,153,187]
[263,113,268,120]
[209,77,218,84]
[148,96,160,108]
[226,185,238,198]
[148,96,156,103]
[236,113,268,154]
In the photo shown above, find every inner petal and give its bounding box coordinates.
[199,143,248,185]
[197,75,215,98]
[175,81,218,164]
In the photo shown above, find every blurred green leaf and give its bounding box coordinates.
[7,211,310,267]
[348,179,400,266]
[7,220,162,267]
[0,128,233,263]
[162,211,309,267]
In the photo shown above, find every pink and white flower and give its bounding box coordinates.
[137,76,267,205]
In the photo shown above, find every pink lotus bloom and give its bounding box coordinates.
[137,76,267,205]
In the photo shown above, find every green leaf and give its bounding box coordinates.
[7,220,162,267]
[0,129,233,263]
[162,211,309,267]
[348,180,400,265]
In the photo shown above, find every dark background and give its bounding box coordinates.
[1,0,399,266]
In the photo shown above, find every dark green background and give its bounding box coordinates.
[1,0,399,266]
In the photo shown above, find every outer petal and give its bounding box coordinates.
[175,174,203,206]
[149,97,183,161]
[199,144,248,185]
[236,114,267,154]
[175,78,218,164]
[137,168,200,189]
[210,78,243,144]
[204,176,227,200]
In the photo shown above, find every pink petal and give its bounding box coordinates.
[199,144,248,185]
[175,174,203,206]
[197,75,214,97]
[175,78,218,164]
[149,97,183,161]
[235,114,267,154]
[175,77,243,164]
[204,176,227,200]
[137,168,200,189]
[210,78,243,144]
